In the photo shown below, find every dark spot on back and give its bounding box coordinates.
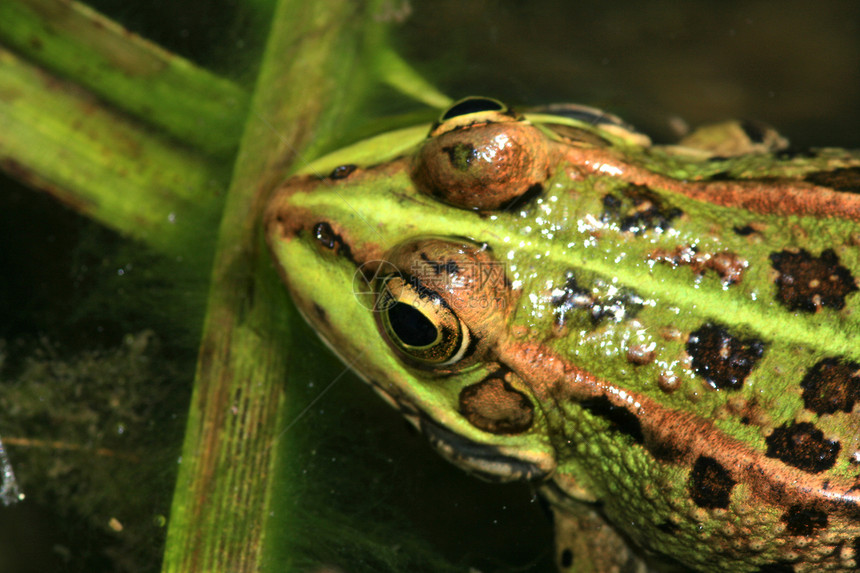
[805,166,860,192]
[560,548,574,568]
[602,193,622,213]
[648,246,747,286]
[756,562,795,573]
[552,272,590,329]
[781,505,828,536]
[459,377,534,435]
[687,323,765,390]
[733,225,756,236]
[656,520,680,534]
[765,421,840,473]
[579,395,643,444]
[312,222,353,261]
[770,248,857,312]
[601,184,682,234]
[649,439,686,464]
[801,357,860,414]
[552,271,643,328]
[688,456,736,509]
[328,164,358,179]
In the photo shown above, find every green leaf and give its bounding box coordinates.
[0,0,251,157]
[162,1,452,571]
[1,0,457,570]
[0,45,226,260]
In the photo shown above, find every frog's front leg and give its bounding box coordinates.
[550,500,648,573]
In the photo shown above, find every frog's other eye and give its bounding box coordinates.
[376,275,471,367]
[413,101,555,211]
[440,97,508,121]
[429,96,518,138]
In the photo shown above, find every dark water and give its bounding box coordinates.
[1,1,859,572]
[403,0,860,147]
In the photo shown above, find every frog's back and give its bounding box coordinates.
[519,120,860,572]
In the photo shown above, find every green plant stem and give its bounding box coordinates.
[0,46,225,258]
[162,0,393,570]
[0,0,250,158]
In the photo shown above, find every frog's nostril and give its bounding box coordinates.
[311,221,353,260]
[328,164,358,180]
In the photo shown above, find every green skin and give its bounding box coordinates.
[266,97,860,572]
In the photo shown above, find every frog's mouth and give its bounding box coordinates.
[415,414,549,483]
[366,380,551,482]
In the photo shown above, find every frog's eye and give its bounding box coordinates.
[376,275,471,367]
[439,97,508,121]
[430,97,517,136]
[413,103,554,211]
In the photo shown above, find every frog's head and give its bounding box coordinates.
[265,98,562,483]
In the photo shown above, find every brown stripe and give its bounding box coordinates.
[500,340,860,516]
[563,146,860,221]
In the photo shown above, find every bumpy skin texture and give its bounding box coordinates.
[266,98,860,572]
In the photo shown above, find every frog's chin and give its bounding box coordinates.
[415,414,550,483]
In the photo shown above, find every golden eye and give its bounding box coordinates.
[412,98,553,211]
[376,276,471,367]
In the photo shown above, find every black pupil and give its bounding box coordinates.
[388,302,437,347]
[441,97,504,121]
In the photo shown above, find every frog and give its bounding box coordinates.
[265,96,860,572]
